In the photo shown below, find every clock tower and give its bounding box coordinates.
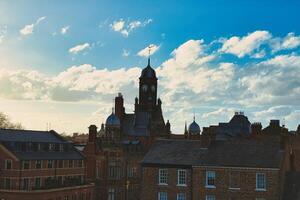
[138,58,158,112]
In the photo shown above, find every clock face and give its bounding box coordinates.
[151,85,156,92]
[142,84,148,92]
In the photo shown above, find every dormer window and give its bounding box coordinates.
[49,143,54,151]
[60,144,64,152]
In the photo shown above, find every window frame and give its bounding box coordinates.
[22,160,30,170]
[158,168,168,185]
[177,169,187,186]
[205,171,216,188]
[256,173,266,191]
[177,193,186,200]
[5,159,12,170]
[35,177,41,188]
[4,178,11,189]
[158,192,168,200]
[35,160,42,169]
[206,195,216,200]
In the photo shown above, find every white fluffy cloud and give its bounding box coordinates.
[271,32,300,52]
[219,30,271,58]
[110,18,152,37]
[61,26,70,35]
[1,30,300,132]
[137,44,160,57]
[20,16,46,35]
[69,43,90,54]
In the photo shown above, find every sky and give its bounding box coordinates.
[0,0,299,134]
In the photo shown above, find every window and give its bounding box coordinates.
[22,160,30,169]
[177,169,186,186]
[158,192,168,200]
[4,178,11,189]
[48,160,53,168]
[256,173,266,191]
[127,166,137,178]
[158,169,168,185]
[108,161,121,180]
[206,171,216,188]
[49,143,55,151]
[229,171,240,189]
[206,195,215,200]
[60,144,64,152]
[69,160,73,168]
[177,193,186,200]
[35,177,41,188]
[108,188,120,200]
[78,160,83,168]
[36,160,42,169]
[5,159,12,170]
[22,178,29,190]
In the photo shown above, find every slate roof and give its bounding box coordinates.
[0,129,68,143]
[0,129,84,160]
[142,139,283,169]
[122,112,150,136]
[141,140,207,167]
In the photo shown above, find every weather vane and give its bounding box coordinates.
[148,44,154,59]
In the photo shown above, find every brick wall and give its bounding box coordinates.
[141,166,281,200]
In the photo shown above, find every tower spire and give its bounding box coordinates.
[193,110,195,121]
[147,45,154,66]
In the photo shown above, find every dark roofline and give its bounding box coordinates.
[141,163,192,169]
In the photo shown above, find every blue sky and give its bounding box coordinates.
[0,0,299,133]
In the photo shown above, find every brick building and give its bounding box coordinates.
[0,129,94,200]
[83,59,170,200]
[141,117,299,200]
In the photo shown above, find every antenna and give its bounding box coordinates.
[282,118,286,127]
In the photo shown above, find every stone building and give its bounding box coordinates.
[0,128,94,200]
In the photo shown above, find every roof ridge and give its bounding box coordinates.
[0,128,51,133]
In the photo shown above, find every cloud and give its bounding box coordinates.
[122,49,130,57]
[61,26,70,35]
[0,25,7,44]
[20,16,46,36]
[1,30,300,133]
[110,18,152,37]
[137,44,160,57]
[219,30,271,58]
[271,32,300,52]
[69,43,90,54]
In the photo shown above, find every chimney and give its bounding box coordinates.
[270,119,280,127]
[251,122,262,138]
[115,93,125,119]
[88,125,97,142]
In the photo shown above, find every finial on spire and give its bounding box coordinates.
[147,44,154,66]
[193,110,195,121]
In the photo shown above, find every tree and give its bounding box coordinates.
[0,112,23,129]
